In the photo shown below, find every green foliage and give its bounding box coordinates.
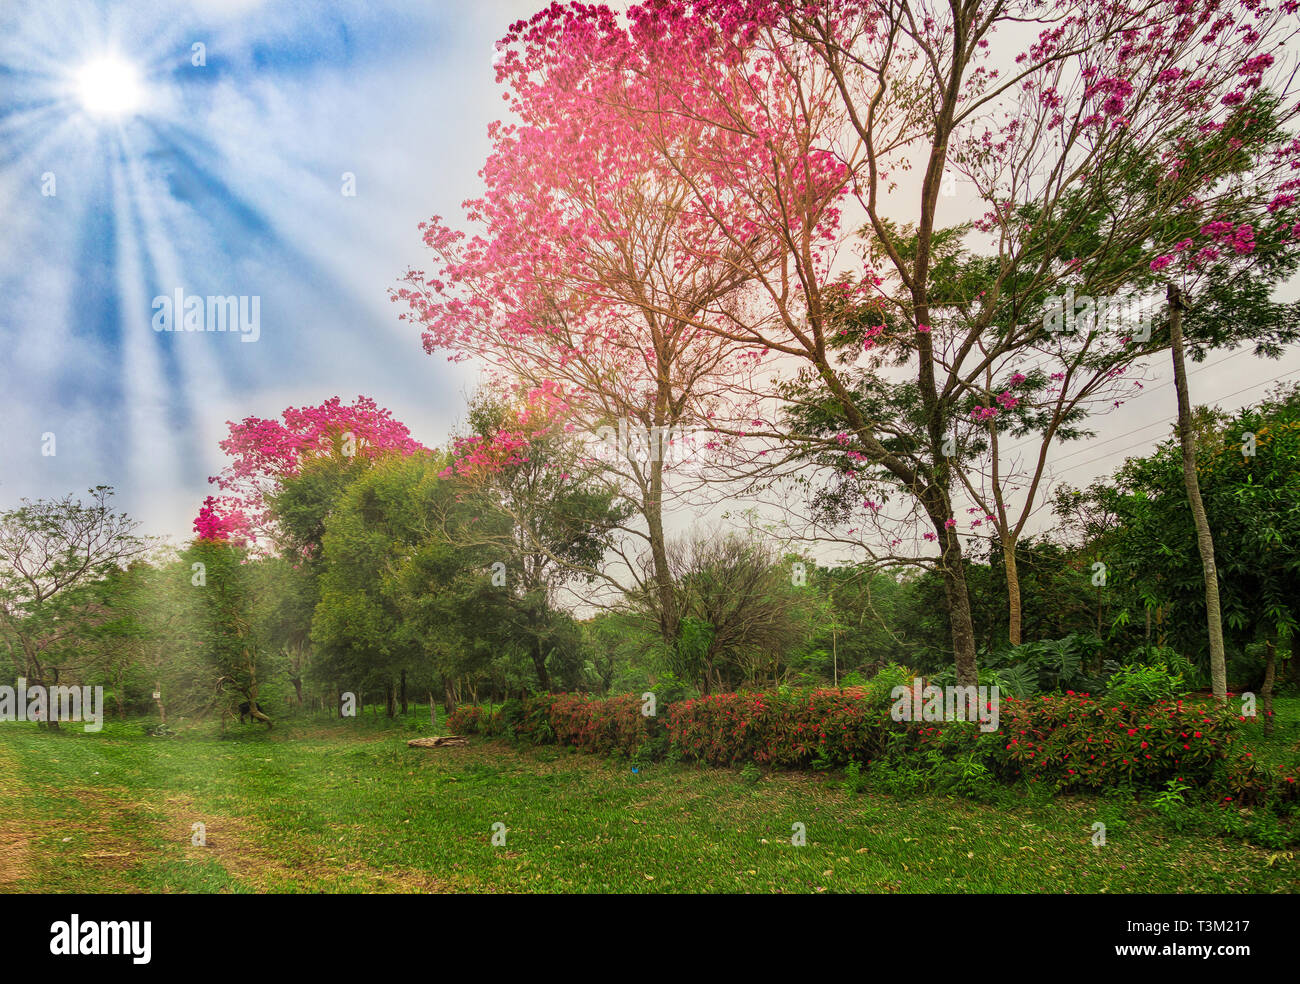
[861,662,915,707]
[930,633,1100,697]
[1093,387,1300,684]
[650,669,698,708]
[842,759,866,795]
[1152,778,1193,832]
[666,616,714,690]
[1106,655,1189,704]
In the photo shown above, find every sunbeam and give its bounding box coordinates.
[73,55,146,118]
[0,0,480,538]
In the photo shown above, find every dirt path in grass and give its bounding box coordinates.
[155,792,455,893]
[0,748,30,890]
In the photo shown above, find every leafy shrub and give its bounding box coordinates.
[1220,752,1299,807]
[862,663,916,708]
[842,759,865,794]
[492,695,557,745]
[650,670,697,709]
[930,634,1100,697]
[445,705,486,734]
[666,689,894,768]
[548,693,650,758]
[632,735,666,766]
[1106,654,1189,704]
[436,687,1244,797]
[939,749,998,801]
[1128,645,1200,682]
[992,693,1236,791]
[517,695,557,745]
[872,764,928,796]
[1152,778,1192,832]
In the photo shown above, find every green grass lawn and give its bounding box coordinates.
[1,708,1296,894]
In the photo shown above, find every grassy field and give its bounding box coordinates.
[1,709,1296,894]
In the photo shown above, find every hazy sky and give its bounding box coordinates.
[1,0,1296,553]
[0,0,540,539]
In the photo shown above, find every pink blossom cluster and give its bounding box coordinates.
[199,396,425,546]
[444,381,574,481]
[193,495,251,544]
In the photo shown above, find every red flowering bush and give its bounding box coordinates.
[444,690,1244,795]
[986,694,1240,790]
[1222,753,1300,806]
[548,693,652,757]
[445,705,487,735]
[665,690,894,768]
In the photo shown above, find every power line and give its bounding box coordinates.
[999,346,1258,459]
[1055,368,1296,476]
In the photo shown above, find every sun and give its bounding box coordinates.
[74,56,146,118]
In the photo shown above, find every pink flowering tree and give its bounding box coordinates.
[798,0,1297,683]
[392,5,831,647]
[199,396,425,551]
[461,0,1300,687]
[193,495,252,545]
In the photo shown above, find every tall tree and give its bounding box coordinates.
[1100,387,1300,713]
[201,395,425,550]
[0,487,145,727]
[660,531,813,692]
[445,386,628,691]
[311,453,506,714]
[394,16,783,648]
[184,537,279,727]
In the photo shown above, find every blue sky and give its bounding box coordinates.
[0,0,536,540]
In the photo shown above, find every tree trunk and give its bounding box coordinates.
[646,451,678,649]
[941,558,980,687]
[47,668,60,731]
[442,678,456,716]
[932,514,979,687]
[1004,534,1022,647]
[1167,284,1227,701]
[154,679,166,725]
[1262,638,1276,735]
[244,657,272,728]
[245,692,272,728]
[400,669,408,715]
[385,680,395,718]
[530,637,551,693]
[428,691,437,726]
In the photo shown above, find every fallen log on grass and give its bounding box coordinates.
[407,735,468,748]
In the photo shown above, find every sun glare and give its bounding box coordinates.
[74,56,145,118]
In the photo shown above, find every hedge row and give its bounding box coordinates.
[444,689,1296,801]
